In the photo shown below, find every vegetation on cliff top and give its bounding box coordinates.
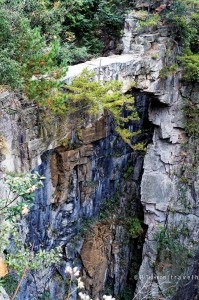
[0,0,198,138]
[1,0,199,99]
[140,0,199,82]
[65,69,143,147]
[0,0,132,91]
[0,0,136,116]
[165,0,199,82]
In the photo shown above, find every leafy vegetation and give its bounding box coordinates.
[123,166,134,180]
[0,173,62,299]
[0,0,140,117]
[0,0,68,114]
[164,0,198,47]
[99,194,120,221]
[65,69,140,147]
[155,225,193,271]
[22,0,131,59]
[0,275,18,298]
[183,96,199,137]
[139,14,160,31]
[159,64,178,79]
[126,217,143,239]
[179,51,199,82]
[163,0,199,82]
[0,172,44,220]
[139,0,199,83]
[0,0,133,89]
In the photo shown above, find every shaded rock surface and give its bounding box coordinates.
[19,91,151,299]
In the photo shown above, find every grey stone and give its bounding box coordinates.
[0,289,10,300]
[1,9,198,300]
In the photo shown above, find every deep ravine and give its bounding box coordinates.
[17,90,153,300]
[0,10,199,300]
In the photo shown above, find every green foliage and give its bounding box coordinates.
[0,0,67,112]
[99,195,120,220]
[164,0,199,48]
[183,96,199,137]
[0,172,44,220]
[60,44,92,65]
[161,0,199,83]
[0,274,18,297]
[155,225,182,256]
[140,14,160,30]
[0,0,133,70]
[123,166,134,180]
[5,228,62,276]
[60,0,130,57]
[39,291,53,300]
[79,218,96,237]
[125,217,143,238]
[181,0,199,7]
[132,141,147,152]
[159,64,178,79]
[151,53,159,60]
[0,0,137,114]
[0,172,62,298]
[65,69,139,146]
[178,51,199,82]
[155,225,193,269]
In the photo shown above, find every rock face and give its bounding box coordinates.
[0,10,198,300]
[81,224,112,295]
[135,82,199,299]
[19,93,151,299]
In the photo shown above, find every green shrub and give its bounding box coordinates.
[65,69,140,146]
[164,0,199,48]
[159,64,178,79]
[0,172,44,220]
[0,275,18,297]
[99,195,120,220]
[0,172,62,298]
[154,225,193,270]
[123,166,134,179]
[0,0,132,68]
[126,217,143,239]
[140,14,160,30]
[0,1,67,112]
[178,51,199,82]
[183,97,199,137]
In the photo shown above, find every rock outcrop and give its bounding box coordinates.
[0,10,198,300]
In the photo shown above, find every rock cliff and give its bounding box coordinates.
[0,10,198,300]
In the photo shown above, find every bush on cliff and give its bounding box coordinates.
[0,0,136,114]
[65,69,143,148]
[0,0,68,113]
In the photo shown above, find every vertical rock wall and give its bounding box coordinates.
[1,9,198,300]
[17,91,152,299]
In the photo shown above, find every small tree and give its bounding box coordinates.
[0,0,67,114]
[64,69,142,147]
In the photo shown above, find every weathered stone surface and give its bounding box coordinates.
[135,76,199,300]
[81,224,112,296]
[78,117,107,144]
[1,9,198,300]
[0,289,10,300]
